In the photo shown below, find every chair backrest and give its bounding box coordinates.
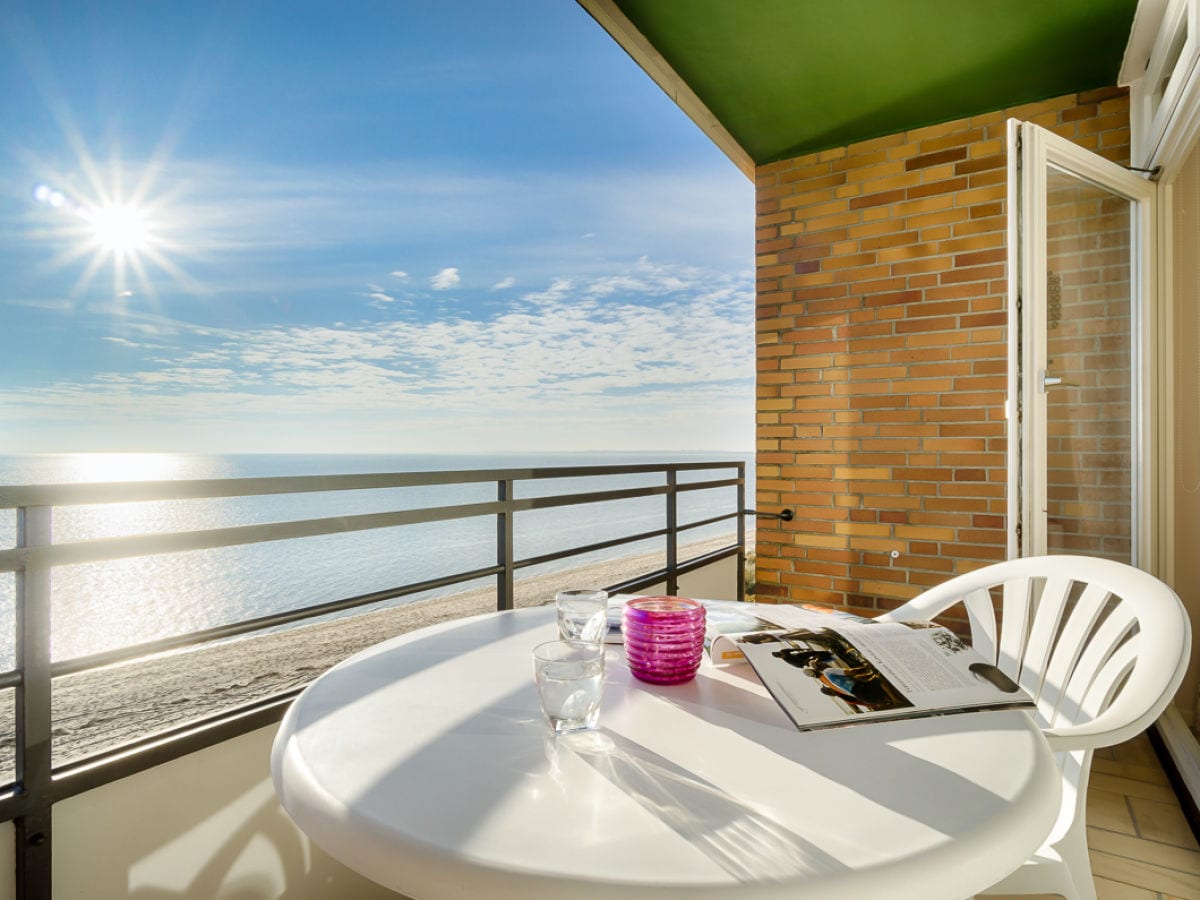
[877,555,1191,751]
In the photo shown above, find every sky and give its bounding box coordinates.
[0,0,753,455]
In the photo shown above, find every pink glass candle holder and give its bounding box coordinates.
[622,597,706,684]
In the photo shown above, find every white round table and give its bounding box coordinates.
[272,606,1062,899]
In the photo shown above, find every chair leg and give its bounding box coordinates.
[1056,819,1097,900]
[979,825,1090,900]
[980,860,1079,899]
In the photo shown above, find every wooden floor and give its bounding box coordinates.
[1058,733,1200,899]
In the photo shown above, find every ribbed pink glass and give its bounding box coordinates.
[622,597,706,684]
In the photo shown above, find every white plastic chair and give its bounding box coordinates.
[877,554,1191,900]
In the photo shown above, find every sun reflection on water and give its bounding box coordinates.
[0,454,238,669]
[57,452,199,484]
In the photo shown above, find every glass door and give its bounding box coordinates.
[1007,120,1159,566]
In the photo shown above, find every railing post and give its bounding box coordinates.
[497,479,514,610]
[737,462,746,603]
[666,469,678,596]
[15,506,53,900]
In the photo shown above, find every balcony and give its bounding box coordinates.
[0,460,748,897]
[0,459,1197,898]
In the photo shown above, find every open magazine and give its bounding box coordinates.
[607,596,1034,731]
[730,608,1033,731]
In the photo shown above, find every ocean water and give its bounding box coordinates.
[0,452,750,669]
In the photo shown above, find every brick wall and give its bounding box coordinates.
[754,87,1131,611]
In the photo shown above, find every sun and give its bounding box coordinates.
[85,203,150,255]
[31,158,194,302]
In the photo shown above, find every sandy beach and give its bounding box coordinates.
[1,535,743,773]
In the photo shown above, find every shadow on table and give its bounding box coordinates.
[562,729,846,881]
[661,665,1034,839]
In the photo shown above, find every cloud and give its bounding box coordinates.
[2,298,76,312]
[491,276,515,291]
[0,259,753,453]
[430,267,460,290]
[521,278,572,304]
[362,283,395,308]
[390,270,409,280]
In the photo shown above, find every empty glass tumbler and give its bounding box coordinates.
[555,589,609,643]
[622,597,707,684]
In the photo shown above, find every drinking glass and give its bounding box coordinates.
[555,589,609,642]
[532,640,604,734]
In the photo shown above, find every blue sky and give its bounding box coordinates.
[0,0,753,454]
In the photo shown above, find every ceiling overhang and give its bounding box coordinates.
[579,0,1140,180]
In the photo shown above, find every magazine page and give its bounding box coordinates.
[706,602,867,665]
[736,618,1032,732]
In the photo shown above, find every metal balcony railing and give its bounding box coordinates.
[0,460,747,899]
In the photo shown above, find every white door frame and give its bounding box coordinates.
[1125,0,1200,588]
[1007,119,1161,570]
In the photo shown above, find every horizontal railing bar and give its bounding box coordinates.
[605,544,740,595]
[0,670,21,689]
[0,500,505,572]
[51,563,504,677]
[0,480,709,572]
[0,786,25,824]
[513,527,669,571]
[0,461,745,509]
[676,544,740,573]
[668,476,743,494]
[513,463,740,485]
[49,690,301,805]
[514,484,669,513]
[516,474,740,503]
[677,511,739,533]
[508,476,737,510]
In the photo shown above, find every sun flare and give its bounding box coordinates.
[31,157,193,302]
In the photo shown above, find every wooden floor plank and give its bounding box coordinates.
[1088,827,1200,875]
[1092,756,1173,786]
[1093,876,1161,899]
[1090,788,1140,835]
[1127,796,1200,850]
[1093,773,1182,805]
[1113,735,1161,768]
[1090,850,1200,897]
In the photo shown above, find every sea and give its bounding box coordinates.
[0,452,752,669]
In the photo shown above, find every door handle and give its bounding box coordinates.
[1041,371,1078,391]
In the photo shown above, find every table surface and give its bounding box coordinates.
[271,605,1062,900]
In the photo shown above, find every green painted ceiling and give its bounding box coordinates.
[611,0,1139,165]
